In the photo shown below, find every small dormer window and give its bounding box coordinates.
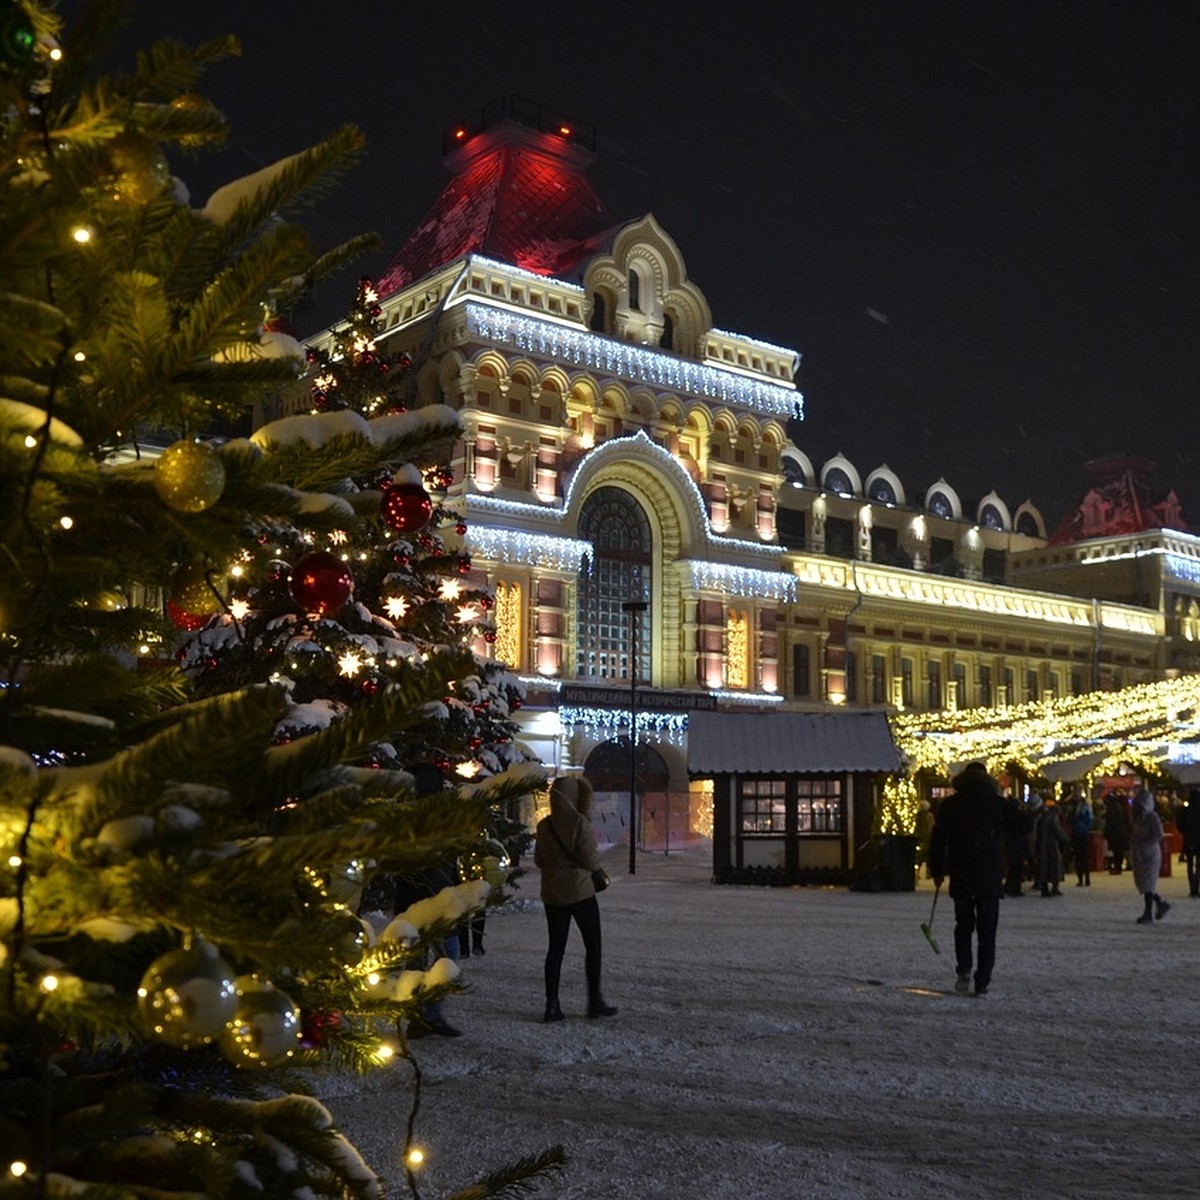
[868,477,896,505]
[928,491,953,518]
[628,267,641,312]
[825,467,853,496]
[980,503,1004,530]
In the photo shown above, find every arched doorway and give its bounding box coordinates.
[584,737,690,852]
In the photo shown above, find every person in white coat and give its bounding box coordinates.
[1130,788,1171,925]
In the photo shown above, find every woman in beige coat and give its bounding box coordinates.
[534,776,617,1022]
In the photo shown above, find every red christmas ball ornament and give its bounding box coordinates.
[361,676,381,696]
[479,596,493,611]
[483,630,497,644]
[380,482,433,533]
[511,697,523,710]
[457,556,472,575]
[290,551,354,616]
[455,521,468,536]
[300,1008,343,1049]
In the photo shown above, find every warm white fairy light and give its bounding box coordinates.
[375,1042,395,1062]
[893,673,1200,777]
[23,435,36,448]
[328,529,348,546]
[338,650,363,677]
[405,1147,425,1167]
[456,761,482,779]
[456,604,479,625]
[71,226,91,243]
[384,596,408,620]
[40,975,58,993]
[58,516,73,530]
[9,1162,28,1178]
[229,598,251,621]
[7,855,20,868]
[438,579,462,602]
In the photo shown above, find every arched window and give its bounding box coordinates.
[868,477,896,505]
[1016,512,1040,537]
[825,467,853,496]
[980,503,1004,530]
[660,310,675,351]
[576,487,652,681]
[589,292,607,333]
[628,267,641,312]
[928,491,953,519]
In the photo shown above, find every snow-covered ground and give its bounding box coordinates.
[324,847,1200,1199]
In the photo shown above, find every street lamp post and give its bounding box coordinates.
[622,600,648,875]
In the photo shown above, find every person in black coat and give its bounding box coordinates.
[1002,793,1033,896]
[1176,786,1200,899]
[929,762,1026,997]
[1103,791,1131,873]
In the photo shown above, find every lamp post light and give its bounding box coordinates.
[622,600,648,875]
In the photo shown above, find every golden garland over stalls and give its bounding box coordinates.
[890,674,1200,781]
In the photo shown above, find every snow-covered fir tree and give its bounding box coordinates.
[175,275,537,863]
[0,3,557,1196]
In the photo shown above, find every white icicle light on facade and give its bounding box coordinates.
[686,561,798,601]
[558,706,689,744]
[463,304,801,420]
[465,526,592,571]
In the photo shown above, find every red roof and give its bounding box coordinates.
[1048,454,1191,543]
[377,116,614,296]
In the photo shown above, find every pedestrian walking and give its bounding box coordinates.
[928,762,1027,997]
[1178,786,1200,899]
[1130,788,1170,925]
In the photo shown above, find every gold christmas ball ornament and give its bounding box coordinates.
[219,976,302,1067]
[154,440,227,513]
[137,939,238,1048]
[169,563,222,617]
[106,131,172,204]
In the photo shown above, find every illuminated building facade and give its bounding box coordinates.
[288,99,1173,879]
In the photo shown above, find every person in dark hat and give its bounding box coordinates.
[929,762,1027,997]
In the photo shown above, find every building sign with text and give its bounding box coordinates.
[559,685,717,712]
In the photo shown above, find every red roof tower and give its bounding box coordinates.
[377,97,615,296]
[1047,453,1191,543]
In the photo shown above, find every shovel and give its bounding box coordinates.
[920,883,942,954]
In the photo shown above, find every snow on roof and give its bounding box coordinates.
[686,709,903,775]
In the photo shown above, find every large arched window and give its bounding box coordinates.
[576,487,652,681]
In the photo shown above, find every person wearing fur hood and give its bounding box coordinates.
[1130,788,1171,925]
[534,776,617,1022]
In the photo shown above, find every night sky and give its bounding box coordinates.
[75,0,1199,528]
